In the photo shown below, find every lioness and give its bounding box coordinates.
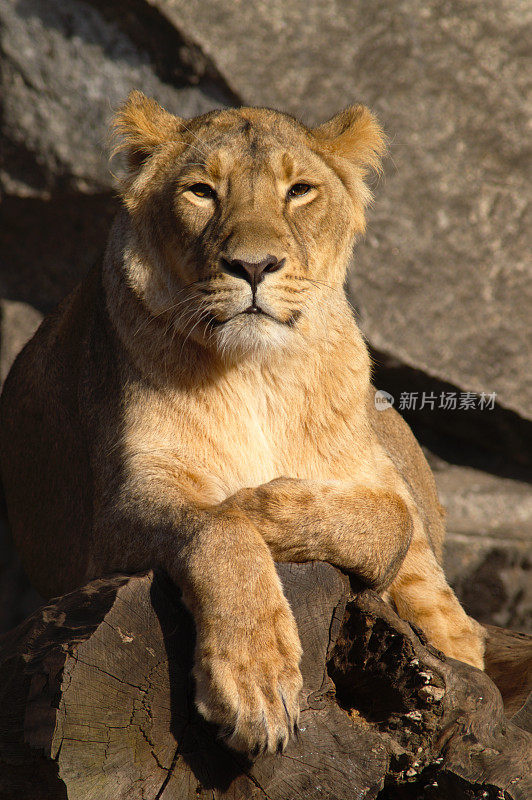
[0,91,485,755]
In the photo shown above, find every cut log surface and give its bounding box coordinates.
[0,563,530,800]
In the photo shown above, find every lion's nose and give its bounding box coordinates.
[221,255,285,291]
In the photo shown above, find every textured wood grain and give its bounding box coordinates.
[0,564,530,799]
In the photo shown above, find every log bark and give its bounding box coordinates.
[0,563,530,800]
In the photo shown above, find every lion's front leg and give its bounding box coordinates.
[180,514,303,755]
[95,464,303,755]
[216,477,413,591]
[216,477,485,670]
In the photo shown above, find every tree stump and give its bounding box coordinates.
[0,563,530,800]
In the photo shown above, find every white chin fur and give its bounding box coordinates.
[211,314,292,361]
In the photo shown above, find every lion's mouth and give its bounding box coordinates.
[205,307,301,328]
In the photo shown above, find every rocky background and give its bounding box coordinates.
[0,0,530,634]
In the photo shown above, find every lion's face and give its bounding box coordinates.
[114,94,385,360]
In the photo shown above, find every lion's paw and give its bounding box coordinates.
[193,598,303,756]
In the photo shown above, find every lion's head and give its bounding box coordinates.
[112,91,385,361]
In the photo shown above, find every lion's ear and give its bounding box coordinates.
[312,105,386,175]
[111,90,182,176]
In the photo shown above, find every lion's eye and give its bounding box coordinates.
[287,182,312,199]
[188,183,216,199]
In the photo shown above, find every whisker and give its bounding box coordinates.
[293,276,337,291]
[176,308,213,363]
[132,282,209,337]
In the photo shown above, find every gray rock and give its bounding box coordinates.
[0,299,42,383]
[155,0,532,420]
[436,463,532,632]
[0,0,227,199]
[0,193,119,314]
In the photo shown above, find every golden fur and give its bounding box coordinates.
[0,91,485,756]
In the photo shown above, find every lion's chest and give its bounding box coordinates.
[171,384,364,500]
[132,370,366,504]
[193,393,288,497]
[214,410,281,491]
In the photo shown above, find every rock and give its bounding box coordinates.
[154,0,531,421]
[0,193,119,315]
[0,299,42,382]
[435,463,532,633]
[0,0,231,199]
[371,349,532,467]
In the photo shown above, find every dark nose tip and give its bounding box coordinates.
[221,255,285,289]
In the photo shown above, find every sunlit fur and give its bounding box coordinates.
[1,92,485,759]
